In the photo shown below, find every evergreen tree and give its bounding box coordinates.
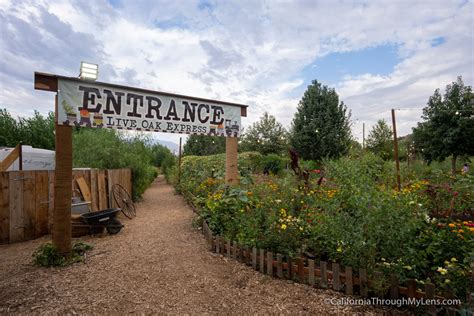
[290,80,352,161]
[412,76,473,174]
[240,112,288,155]
[183,134,226,156]
[366,119,393,160]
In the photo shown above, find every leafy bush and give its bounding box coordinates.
[33,242,93,267]
[176,151,473,302]
[73,129,158,201]
[260,154,287,175]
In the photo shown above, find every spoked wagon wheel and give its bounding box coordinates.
[112,184,136,219]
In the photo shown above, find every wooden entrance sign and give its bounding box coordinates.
[34,72,248,254]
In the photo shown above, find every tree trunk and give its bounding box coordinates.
[451,155,457,176]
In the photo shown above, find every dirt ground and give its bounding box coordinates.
[0,176,402,315]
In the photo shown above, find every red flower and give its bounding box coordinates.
[453,191,459,196]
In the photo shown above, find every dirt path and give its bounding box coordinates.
[0,176,396,315]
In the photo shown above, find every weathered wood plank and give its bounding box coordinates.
[277,254,283,278]
[107,169,115,208]
[252,247,257,270]
[90,169,98,211]
[48,170,54,233]
[259,249,265,273]
[23,171,36,240]
[0,172,10,243]
[98,171,107,210]
[216,236,220,254]
[288,257,293,280]
[425,283,436,315]
[298,257,305,282]
[390,274,399,299]
[359,269,368,297]
[0,144,20,172]
[333,263,341,291]
[35,171,49,237]
[76,176,92,204]
[9,171,24,242]
[320,261,328,288]
[266,252,273,276]
[407,279,416,298]
[308,259,315,286]
[345,266,353,295]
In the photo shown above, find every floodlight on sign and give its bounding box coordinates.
[79,61,98,81]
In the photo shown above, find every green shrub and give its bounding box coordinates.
[73,129,157,201]
[261,154,287,175]
[176,150,473,302]
[33,241,93,267]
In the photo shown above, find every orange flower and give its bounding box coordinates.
[448,223,455,228]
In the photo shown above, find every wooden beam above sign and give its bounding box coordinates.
[34,72,248,117]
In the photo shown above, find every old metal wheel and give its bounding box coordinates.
[112,184,136,219]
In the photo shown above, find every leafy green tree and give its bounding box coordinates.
[0,108,21,147]
[152,144,176,179]
[0,109,55,149]
[240,112,288,155]
[73,129,157,201]
[183,134,225,156]
[366,119,393,160]
[412,76,473,174]
[290,80,352,161]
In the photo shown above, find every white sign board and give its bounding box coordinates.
[57,78,242,137]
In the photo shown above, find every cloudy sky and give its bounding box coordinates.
[1,0,472,145]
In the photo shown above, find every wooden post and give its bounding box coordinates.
[391,109,401,191]
[225,137,239,185]
[178,137,182,184]
[53,95,72,255]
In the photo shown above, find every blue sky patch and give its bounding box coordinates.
[431,37,446,47]
[107,0,121,8]
[154,17,188,30]
[290,44,401,97]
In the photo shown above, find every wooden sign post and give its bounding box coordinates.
[34,71,247,253]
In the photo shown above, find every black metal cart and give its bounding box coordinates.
[73,208,124,235]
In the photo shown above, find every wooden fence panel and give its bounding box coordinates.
[9,171,24,242]
[0,172,10,243]
[35,171,49,237]
[48,170,54,232]
[23,171,36,240]
[98,171,108,210]
[1,168,131,244]
[90,169,98,211]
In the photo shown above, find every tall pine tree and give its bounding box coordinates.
[290,80,352,161]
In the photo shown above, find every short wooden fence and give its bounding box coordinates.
[0,168,131,244]
[202,221,470,315]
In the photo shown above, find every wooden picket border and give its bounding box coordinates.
[0,168,131,244]
[201,221,471,315]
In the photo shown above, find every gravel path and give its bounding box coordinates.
[0,176,399,315]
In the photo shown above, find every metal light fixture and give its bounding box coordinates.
[79,61,99,81]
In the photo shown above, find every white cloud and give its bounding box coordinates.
[0,0,472,145]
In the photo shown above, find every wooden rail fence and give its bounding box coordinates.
[202,221,471,315]
[0,168,131,244]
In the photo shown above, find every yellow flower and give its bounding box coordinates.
[458,229,464,233]
[450,258,457,263]
[281,224,287,230]
[437,267,448,275]
[336,246,342,253]
[403,265,412,271]
[448,223,455,228]
[445,279,451,284]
